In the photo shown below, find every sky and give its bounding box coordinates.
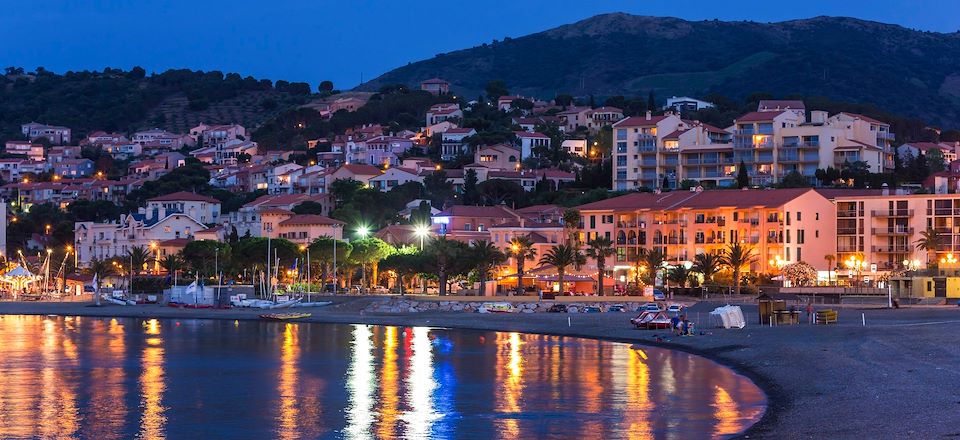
[1,0,958,89]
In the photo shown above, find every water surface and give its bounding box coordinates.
[0,315,765,439]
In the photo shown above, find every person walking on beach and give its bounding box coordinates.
[805,300,814,324]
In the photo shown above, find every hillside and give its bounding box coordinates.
[358,14,960,127]
[0,67,313,143]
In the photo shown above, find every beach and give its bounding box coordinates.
[0,298,958,439]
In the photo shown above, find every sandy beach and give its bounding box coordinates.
[1,298,958,439]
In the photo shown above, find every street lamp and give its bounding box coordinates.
[413,224,430,250]
[356,225,370,239]
[150,242,159,274]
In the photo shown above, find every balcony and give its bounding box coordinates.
[872,245,911,253]
[616,221,638,228]
[871,227,914,235]
[837,227,862,235]
[933,208,960,216]
[877,132,896,141]
[638,145,657,153]
[837,209,861,218]
[871,209,913,217]
[837,245,862,252]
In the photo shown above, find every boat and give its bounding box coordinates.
[259,312,312,321]
[478,302,513,313]
[268,298,302,309]
[631,311,673,329]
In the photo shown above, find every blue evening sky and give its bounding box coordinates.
[1,0,957,89]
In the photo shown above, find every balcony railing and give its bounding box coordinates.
[871,209,913,217]
[871,245,911,253]
[837,228,862,235]
[837,210,861,218]
[837,245,862,252]
[933,208,960,216]
[871,227,914,235]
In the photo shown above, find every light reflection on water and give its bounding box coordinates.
[0,316,765,439]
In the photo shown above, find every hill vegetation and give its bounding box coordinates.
[0,66,317,143]
[358,14,960,127]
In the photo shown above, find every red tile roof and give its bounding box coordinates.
[147,191,220,204]
[577,188,826,211]
[614,115,670,127]
[735,111,788,122]
[435,205,519,219]
[278,214,345,226]
[837,112,889,126]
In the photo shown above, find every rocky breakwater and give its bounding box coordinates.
[364,298,656,314]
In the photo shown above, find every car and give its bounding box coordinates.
[547,304,568,313]
[583,306,602,313]
[666,304,684,315]
[370,286,390,294]
[652,289,666,301]
[607,304,626,312]
[641,303,661,313]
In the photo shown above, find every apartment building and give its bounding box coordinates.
[834,191,960,273]
[440,128,476,160]
[21,122,71,144]
[425,103,462,126]
[74,210,207,266]
[145,192,222,224]
[612,111,687,190]
[576,188,838,283]
[420,78,450,95]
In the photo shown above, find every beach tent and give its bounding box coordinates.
[710,305,746,329]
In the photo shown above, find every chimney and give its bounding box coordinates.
[881,183,889,196]
[645,111,652,121]
[520,218,525,228]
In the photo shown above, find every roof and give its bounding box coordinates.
[444,128,476,135]
[336,164,382,176]
[242,193,330,210]
[260,208,294,216]
[278,214,345,226]
[735,111,789,122]
[837,112,889,126]
[159,238,191,247]
[147,191,220,204]
[758,100,806,111]
[434,205,519,219]
[514,131,550,139]
[614,115,670,127]
[903,142,950,153]
[591,106,623,113]
[576,188,825,211]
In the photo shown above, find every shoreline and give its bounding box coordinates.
[1,299,958,438]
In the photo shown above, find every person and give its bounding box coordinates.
[670,315,681,336]
[680,316,690,335]
[806,300,814,324]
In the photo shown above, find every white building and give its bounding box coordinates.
[664,96,715,113]
[74,210,208,266]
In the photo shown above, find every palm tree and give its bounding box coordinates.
[539,244,586,297]
[632,248,648,287]
[160,254,184,285]
[508,236,537,295]
[86,258,115,306]
[470,240,506,296]
[693,251,723,284]
[720,242,756,295]
[915,228,941,269]
[667,265,692,287]
[430,236,460,296]
[585,237,615,295]
[562,209,582,245]
[824,254,836,285]
[127,245,151,275]
[643,249,666,286]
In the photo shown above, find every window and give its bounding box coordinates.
[797,247,802,261]
[815,212,819,220]
[616,155,627,167]
[590,216,596,228]
[815,230,819,238]
[797,212,802,221]
[798,229,805,244]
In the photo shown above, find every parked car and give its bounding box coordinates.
[547,304,568,313]
[642,303,661,313]
[666,304,684,315]
[652,289,666,301]
[583,306,602,313]
[607,304,626,312]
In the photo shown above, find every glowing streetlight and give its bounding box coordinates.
[413,224,430,250]
[356,225,370,239]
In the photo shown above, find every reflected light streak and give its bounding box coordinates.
[139,319,167,439]
[494,332,525,440]
[276,323,299,440]
[626,345,653,440]
[376,327,399,439]
[345,325,374,440]
[402,327,439,439]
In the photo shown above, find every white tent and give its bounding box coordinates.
[710,305,746,329]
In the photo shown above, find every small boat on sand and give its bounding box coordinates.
[260,312,312,321]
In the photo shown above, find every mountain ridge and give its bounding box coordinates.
[357,13,960,127]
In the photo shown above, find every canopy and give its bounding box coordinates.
[4,265,34,278]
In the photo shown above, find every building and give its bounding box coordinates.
[329,97,366,113]
[833,190,960,274]
[612,111,687,190]
[51,158,95,178]
[475,144,522,171]
[420,78,450,95]
[21,122,71,144]
[4,141,44,161]
[260,212,345,245]
[74,209,208,266]
[132,129,193,150]
[84,131,129,146]
[440,128,476,160]
[514,131,549,160]
[145,191,222,224]
[425,103,462,126]
[228,193,334,237]
[562,139,588,157]
[900,142,957,163]
[369,167,422,191]
[576,188,839,285]
[664,96,715,113]
[432,205,522,243]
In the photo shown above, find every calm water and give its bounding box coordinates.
[0,315,765,440]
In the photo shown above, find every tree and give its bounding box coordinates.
[693,251,723,284]
[319,80,334,93]
[424,170,454,207]
[427,236,462,296]
[539,244,585,297]
[470,240,507,296]
[308,237,353,285]
[380,251,426,295]
[667,265,693,287]
[643,249,666,286]
[562,209,581,244]
[737,160,750,188]
[840,160,871,188]
[721,242,756,295]
[292,201,326,215]
[585,237,615,295]
[181,241,232,279]
[349,238,395,288]
[915,227,941,268]
[476,179,524,206]
[554,94,573,107]
[782,261,818,286]
[159,254,184,284]
[779,170,810,188]
[508,236,537,295]
[86,258,115,306]
[485,80,509,101]
[463,168,479,205]
[824,254,836,284]
[647,90,656,111]
[127,245,151,275]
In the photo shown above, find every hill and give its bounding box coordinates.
[0,67,315,143]
[357,14,960,127]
